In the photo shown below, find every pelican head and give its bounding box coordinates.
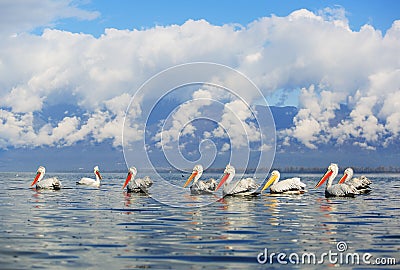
[224,164,235,175]
[215,164,235,191]
[193,164,203,174]
[338,167,353,184]
[315,163,338,188]
[94,166,102,180]
[183,164,204,188]
[31,166,45,186]
[128,166,137,177]
[261,170,280,191]
[123,166,137,189]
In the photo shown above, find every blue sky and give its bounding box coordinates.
[52,1,399,36]
[1,0,400,171]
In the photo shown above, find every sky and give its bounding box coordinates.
[1,0,400,171]
[24,1,400,37]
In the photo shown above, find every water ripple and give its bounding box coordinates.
[0,172,399,269]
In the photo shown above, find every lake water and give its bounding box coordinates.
[0,172,399,269]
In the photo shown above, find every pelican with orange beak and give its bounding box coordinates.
[30,166,61,190]
[315,163,357,197]
[261,170,306,194]
[215,164,260,197]
[122,167,153,193]
[338,168,372,194]
[76,166,103,187]
[183,164,217,195]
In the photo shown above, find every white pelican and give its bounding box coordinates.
[315,163,358,198]
[30,166,61,190]
[183,164,217,195]
[261,170,306,194]
[215,164,260,197]
[338,168,371,194]
[122,167,153,193]
[76,166,102,187]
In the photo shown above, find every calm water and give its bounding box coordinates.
[0,172,399,269]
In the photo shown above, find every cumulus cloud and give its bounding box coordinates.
[153,88,214,149]
[211,99,261,149]
[152,85,262,155]
[1,6,400,151]
[0,0,100,35]
[281,85,340,149]
[0,93,142,149]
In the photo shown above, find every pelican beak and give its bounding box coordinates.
[338,173,348,184]
[96,171,102,180]
[184,171,197,188]
[261,174,278,191]
[31,171,41,186]
[122,172,132,189]
[215,173,230,191]
[315,170,333,188]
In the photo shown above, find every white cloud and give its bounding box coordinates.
[0,0,100,35]
[212,99,261,149]
[0,7,400,151]
[221,143,230,152]
[283,85,342,148]
[0,110,35,148]
[153,89,213,149]
[2,86,44,113]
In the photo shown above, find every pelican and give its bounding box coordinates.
[338,168,371,194]
[122,167,153,193]
[76,166,102,187]
[261,170,306,194]
[183,164,217,195]
[315,163,358,198]
[30,166,61,190]
[215,164,260,197]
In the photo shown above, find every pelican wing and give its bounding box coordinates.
[360,175,372,186]
[346,176,371,190]
[228,177,259,195]
[270,177,306,193]
[190,178,217,195]
[36,177,61,190]
[204,178,217,191]
[140,176,153,189]
[127,176,153,193]
[346,177,362,189]
[326,184,357,197]
[77,177,99,187]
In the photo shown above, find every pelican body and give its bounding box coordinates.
[31,166,61,190]
[262,170,306,194]
[315,163,357,198]
[77,166,102,187]
[122,167,153,193]
[215,164,260,197]
[183,165,217,195]
[338,168,372,194]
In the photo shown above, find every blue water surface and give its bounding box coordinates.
[0,172,399,269]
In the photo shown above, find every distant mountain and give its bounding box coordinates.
[3,101,400,172]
